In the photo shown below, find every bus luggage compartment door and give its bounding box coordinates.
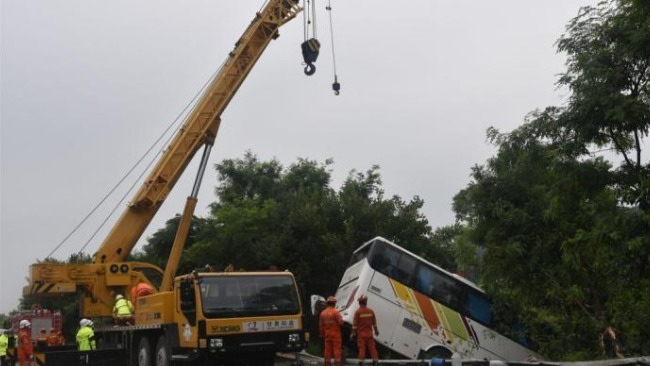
[389,309,422,359]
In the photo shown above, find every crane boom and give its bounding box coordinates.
[93,0,301,264]
[24,0,303,318]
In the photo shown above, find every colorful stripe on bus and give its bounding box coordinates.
[389,279,480,348]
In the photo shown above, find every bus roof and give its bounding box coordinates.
[357,236,484,293]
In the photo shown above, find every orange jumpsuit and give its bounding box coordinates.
[353,305,378,361]
[319,305,343,366]
[17,329,33,366]
[47,332,64,347]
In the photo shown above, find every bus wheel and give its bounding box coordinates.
[419,346,452,360]
[137,336,153,366]
[155,335,171,366]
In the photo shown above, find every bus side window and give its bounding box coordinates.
[376,247,400,279]
[414,265,435,296]
[429,273,462,309]
[465,290,493,326]
[395,254,416,286]
[370,253,386,272]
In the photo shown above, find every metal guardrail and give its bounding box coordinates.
[281,352,650,366]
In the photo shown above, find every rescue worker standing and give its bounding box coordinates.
[351,295,379,366]
[46,328,63,347]
[113,294,134,325]
[17,320,33,366]
[319,296,343,366]
[0,329,8,366]
[76,319,96,351]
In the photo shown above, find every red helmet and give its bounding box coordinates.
[326,296,337,305]
[358,294,368,304]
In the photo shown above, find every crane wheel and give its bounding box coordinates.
[137,336,153,366]
[155,335,171,366]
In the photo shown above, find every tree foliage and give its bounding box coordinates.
[453,0,650,357]
[556,0,650,208]
[139,151,442,299]
[201,152,434,295]
[454,121,650,359]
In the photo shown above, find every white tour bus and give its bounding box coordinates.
[333,236,541,361]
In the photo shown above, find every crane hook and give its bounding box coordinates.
[301,39,320,76]
[304,63,316,76]
[332,76,340,95]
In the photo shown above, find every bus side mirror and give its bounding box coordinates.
[310,295,326,316]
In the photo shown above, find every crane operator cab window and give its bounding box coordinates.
[179,279,197,325]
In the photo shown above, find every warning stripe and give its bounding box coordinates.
[31,283,56,294]
[35,352,46,366]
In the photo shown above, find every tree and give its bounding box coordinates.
[130,214,210,275]
[451,1,650,359]
[453,122,650,360]
[131,151,438,302]
[556,0,650,209]
[178,152,436,298]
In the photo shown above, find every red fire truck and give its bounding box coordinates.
[10,305,63,341]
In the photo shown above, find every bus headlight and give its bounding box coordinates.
[209,338,224,348]
[288,333,300,343]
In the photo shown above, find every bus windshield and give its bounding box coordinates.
[200,275,301,318]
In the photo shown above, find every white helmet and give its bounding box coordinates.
[79,318,92,327]
[116,294,124,300]
[19,320,31,329]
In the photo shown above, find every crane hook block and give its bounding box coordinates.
[301,38,320,76]
[332,80,341,95]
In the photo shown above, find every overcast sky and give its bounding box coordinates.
[0,0,596,313]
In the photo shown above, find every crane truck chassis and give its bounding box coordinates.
[22,0,311,365]
[96,271,307,366]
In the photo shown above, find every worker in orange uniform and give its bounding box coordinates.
[319,296,343,366]
[46,328,64,347]
[35,328,47,349]
[17,320,33,366]
[351,295,379,366]
[130,281,154,308]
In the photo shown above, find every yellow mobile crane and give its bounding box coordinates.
[23,1,309,365]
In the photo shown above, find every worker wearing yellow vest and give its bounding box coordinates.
[113,294,135,325]
[76,319,95,351]
[0,329,9,366]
